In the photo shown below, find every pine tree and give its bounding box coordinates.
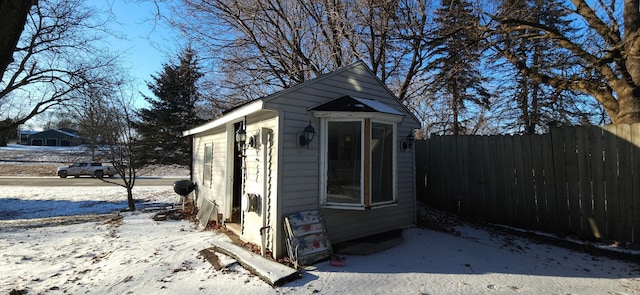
[427,0,490,135]
[133,47,205,168]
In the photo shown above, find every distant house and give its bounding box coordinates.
[183,61,421,260]
[28,128,86,146]
[18,130,38,145]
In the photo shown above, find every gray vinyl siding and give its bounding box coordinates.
[266,62,420,252]
[189,61,420,259]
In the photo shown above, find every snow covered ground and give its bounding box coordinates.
[1,144,640,294]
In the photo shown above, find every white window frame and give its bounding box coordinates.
[203,142,213,187]
[318,113,401,210]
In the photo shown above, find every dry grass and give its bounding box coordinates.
[0,163,188,177]
[0,163,60,176]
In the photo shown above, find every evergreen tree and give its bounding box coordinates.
[133,47,205,168]
[426,0,490,135]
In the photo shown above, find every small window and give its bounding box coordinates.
[203,143,213,186]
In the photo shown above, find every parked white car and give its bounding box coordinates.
[57,162,117,179]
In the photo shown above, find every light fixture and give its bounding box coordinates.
[248,135,257,148]
[299,121,316,149]
[401,132,415,150]
[235,127,246,150]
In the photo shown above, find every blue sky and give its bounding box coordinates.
[87,0,179,108]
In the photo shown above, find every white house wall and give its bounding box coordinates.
[192,126,228,216]
[239,113,279,250]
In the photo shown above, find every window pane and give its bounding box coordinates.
[326,121,361,204]
[371,123,393,203]
[204,144,213,183]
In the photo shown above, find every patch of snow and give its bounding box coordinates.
[1,145,639,294]
[1,185,639,294]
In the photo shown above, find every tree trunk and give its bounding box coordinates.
[126,187,136,211]
[611,83,640,124]
[0,0,35,82]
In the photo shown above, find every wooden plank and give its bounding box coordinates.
[460,135,474,218]
[602,125,619,242]
[616,124,633,243]
[511,134,528,228]
[210,240,299,286]
[502,135,517,225]
[564,127,581,236]
[483,135,499,223]
[433,136,453,211]
[631,123,640,246]
[588,126,607,241]
[415,140,427,203]
[435,135,448,210]
[493,135,508,224]
[541,132,560,235]
[474,135,488,221]
[456,136,467,216]
[521,134,538,229]
[427,136,441,208]
[443,135,457,213]
[434,135,447,210]
[550,127,570,235]
[530,134,546,231]
[471,135,485,220]
[575,126,594,240]
[455,135,465,214]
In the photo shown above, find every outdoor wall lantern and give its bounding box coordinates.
[401,132,415,151]
[236,127,246,150]
[247,136,256,148]
[299,122,316,149]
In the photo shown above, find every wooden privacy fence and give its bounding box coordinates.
[416,124,640,247]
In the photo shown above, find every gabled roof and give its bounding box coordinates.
[31,128,82,138]
[184,61,420,136]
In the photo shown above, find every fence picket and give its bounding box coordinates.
[588,126,606,241]
[531,133,548,231]
[563,127,582,236]
[576,126,594,240]
[485,135,499,223]
[631,123,640,245]
[616,124,633,243]
[602,125,619,242]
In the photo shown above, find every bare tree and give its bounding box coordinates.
[167,0,434,110]
[99,93,139,212]
[484,0,640,124]
[66,70,139,211]
[0,0,118,140]
[0,0,35,81]
[90,86,139,211]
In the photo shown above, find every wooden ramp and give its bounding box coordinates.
[209,240,299,286]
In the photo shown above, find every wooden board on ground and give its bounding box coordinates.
[209,240,300,286]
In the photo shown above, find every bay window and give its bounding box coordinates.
[321,117,398,209]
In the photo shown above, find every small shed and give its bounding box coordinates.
[183,61,421,260]
[28,128,85,146]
